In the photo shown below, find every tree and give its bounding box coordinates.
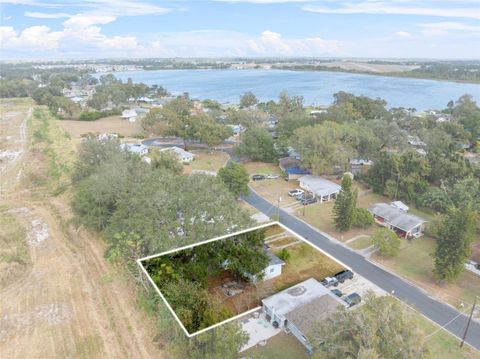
[234,127,277,162]
[150,150,183,175]
[239,91,258,108]
[195,115,233,149]
[433,206,476,282]
[309,294,429,359]
[371,228,400,257]
[217,162,249,197]
[353,208,374,228]
[333,174,358,231]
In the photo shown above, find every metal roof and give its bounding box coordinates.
[369,203,426,232]
[299,175,341,197]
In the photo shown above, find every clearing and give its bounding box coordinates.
[0,99,162,359]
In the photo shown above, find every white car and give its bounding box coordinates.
[265,174,280,179]
[288,189,304,197]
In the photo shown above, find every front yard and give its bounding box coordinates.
[184,150,229,173]
[373,235,480,311]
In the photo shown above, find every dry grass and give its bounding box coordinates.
[58,115,141,141]
[188,150,229,172]
[250,179,300,206]
[373,235,480,312]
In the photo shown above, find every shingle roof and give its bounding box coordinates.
[369,203,426,232]
[266,249,285,266]
[299,175,341,197]
[284,294,345,335]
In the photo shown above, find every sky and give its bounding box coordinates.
[0,0,479,60]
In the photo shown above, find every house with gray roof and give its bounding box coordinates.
[246,248,285,283]
[369,203,426,239]
[261,278,346,351]
[298,175,341,203]
[160,146,195,163]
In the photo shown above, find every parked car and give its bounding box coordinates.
[265,174,280,179]
[344,293,362,307]
[252,174,265,181]
[288,189,304,197]
[321,277,339,287]
[334,270,354,283]
[331,289,343,297]
[300,196,317,205]
[296,192,314,201]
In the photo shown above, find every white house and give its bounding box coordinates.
[298,175,341,203]
[160,146,195,164]
[247,248,284,283]
[261,278,346,352]
[121,109,138,122]
[369,203,426,239]
[120,143,148,156]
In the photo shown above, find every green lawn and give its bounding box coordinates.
[240,332,309,359]
[347,236,372,250]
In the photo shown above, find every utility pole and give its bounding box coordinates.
[460,295,477,347]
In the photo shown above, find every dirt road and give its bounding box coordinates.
[0,100,163,358]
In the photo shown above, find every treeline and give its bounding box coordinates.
[271,62,480,83]
[71,138,252,357]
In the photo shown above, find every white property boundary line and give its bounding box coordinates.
[137,221,351,338]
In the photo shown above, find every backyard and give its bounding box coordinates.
[239,332,309,359]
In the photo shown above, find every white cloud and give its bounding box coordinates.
[24,11,70,19]
[303,2,480,20]
[63,14,116,28]
[420,22,480,32]
[393,31,411,37]
[0,25,62,50]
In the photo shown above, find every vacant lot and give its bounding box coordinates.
[187,150,229,173]
[58,116,141,141]
[373,235,480,313]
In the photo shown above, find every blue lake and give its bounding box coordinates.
[112,69,480,110]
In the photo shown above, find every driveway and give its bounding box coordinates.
[242,189,480,351]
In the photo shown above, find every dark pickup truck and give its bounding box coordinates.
[334,270,354,283]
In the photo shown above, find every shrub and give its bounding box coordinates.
[278,248,291,262]
[353,208,374,228]
[371,228,400,257]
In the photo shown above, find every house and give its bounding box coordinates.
[349,158,373,175]
[261,278,346,352]
[298,175,341,203]
[121,109,137,122]
[369,203,426,239]
[121,143,148,156]
[390,201,409,212]
[160,146,195,164]
[228,124,245,136]
[278,157,310,180]
[287,147,301,160]
[246,248,285,283]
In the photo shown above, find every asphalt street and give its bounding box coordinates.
[242,189,480,351]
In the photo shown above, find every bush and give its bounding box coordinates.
[79,111,103,121]
[277,248,291,262]
[353,208,374,228]
[371,228,400,257]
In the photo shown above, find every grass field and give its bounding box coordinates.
[373,236,480,311]
[189,150,229,172]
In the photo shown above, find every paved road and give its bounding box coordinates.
[242,189,480,351]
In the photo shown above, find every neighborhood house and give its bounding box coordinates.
[121,109,138,122]
[160,146,195,163]
[369,203,426,238]
[279,157,310,180]
[261,278,346,352]
[298,175,341,202]
[246,248,285,283]
[121,143,148,156]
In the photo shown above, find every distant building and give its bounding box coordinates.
[369,203,426,239]
[298,175,341,203]
[261,278,346,352]
[349,158,373,175]
[121,143,148,156]
[160,146,195,163]
[121,109,137,122]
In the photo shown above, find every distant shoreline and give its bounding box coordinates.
[111,67,480,85]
